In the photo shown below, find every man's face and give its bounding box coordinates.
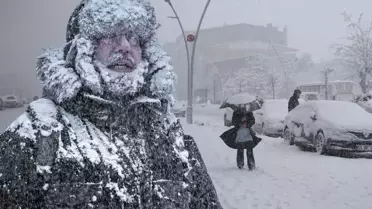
[94,31,142,73]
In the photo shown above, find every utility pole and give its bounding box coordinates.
[268,41,290,97]
[165,0,212,124]
[323,67,334,100]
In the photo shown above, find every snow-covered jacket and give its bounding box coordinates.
[0,0,222,208]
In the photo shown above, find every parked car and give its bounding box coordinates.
[222,93,262,127]
[354,92,372,113]
[283,100,372,154]
[254,99,288,137]
[300,92,319,101]
[0,97,3,110]
[171,101,186,118]
[2,95,23,108]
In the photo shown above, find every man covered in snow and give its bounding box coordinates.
[288,89,302,112]
[0,0,222,208]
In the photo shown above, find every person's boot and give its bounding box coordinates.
[237,149,244,169]
[247,150,256,170]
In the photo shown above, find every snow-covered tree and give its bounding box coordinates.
[267,68,281,99]
[224,54,270,97]
[334,12,372,93]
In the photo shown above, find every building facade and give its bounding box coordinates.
[163,23,297,103]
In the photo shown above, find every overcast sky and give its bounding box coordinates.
[1,0,372,95]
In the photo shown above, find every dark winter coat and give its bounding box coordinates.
[220,108,261,149]
[288,94,300,112]
[232,107,255,128]
[0,1,222,208]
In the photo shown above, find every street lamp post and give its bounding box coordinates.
[268,41,289,96]
[165,0,212,124]
[268,40,296,97]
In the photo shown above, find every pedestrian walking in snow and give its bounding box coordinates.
[0,0,222,208]
[232,104,257,170]
[288,89,302,112]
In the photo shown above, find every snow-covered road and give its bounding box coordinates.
[1,105,372,209]
[182,104,372,209]
[0,107,26,133]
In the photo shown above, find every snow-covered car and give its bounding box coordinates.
[2,95,23,108]
[0,97,3,110]
[300,92,319,101]
[354,92,372,114]
[222,93,262,126]
[171,101,186,118]
[254,99,288,137]
[283,100,372,154]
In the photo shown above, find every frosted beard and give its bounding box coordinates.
[72,36,148,100]
[95,59,149,98]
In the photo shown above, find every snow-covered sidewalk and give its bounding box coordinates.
[181,105,372,209]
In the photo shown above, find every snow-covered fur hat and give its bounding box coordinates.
[37,0,175,106]
[66,0,157,46]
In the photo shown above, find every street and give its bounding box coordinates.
[182,104,372,209]
[1,105,372,209]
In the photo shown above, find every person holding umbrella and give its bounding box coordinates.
[232,103,257,170]
[220,97,263,170]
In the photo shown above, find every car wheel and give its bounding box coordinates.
[314,132,327,155]
[283,127,294,145]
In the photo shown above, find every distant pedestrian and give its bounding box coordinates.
[288,89,302,112]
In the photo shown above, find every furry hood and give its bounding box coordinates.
[37,0,175,106]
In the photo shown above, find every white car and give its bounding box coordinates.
[0,97,3,110]
[283,100,372,154]
[300,92,319,101]
[2,95,23,108]
[171,100,186,118]
[354,93,372,114]
[254,99,288,137]
[223,93,256,126]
